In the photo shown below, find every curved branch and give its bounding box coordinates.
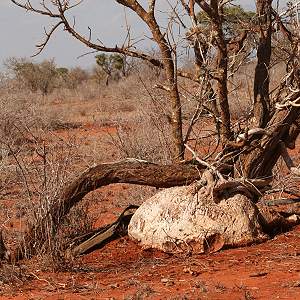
[33,21,64,57]
[10,0,164,68]
[13,159,203,261]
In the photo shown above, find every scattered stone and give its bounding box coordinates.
[183,266,199,276]
[293,281,300,287]
[110,283,120,289]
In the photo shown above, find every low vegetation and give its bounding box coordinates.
[0,0,300,298]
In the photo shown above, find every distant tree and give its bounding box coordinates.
[197,4,255,36]
[56,66,89,89]
[95,53,124,85]
[56,67,69,77]
[66,67,89,89]
[6,58,57,95]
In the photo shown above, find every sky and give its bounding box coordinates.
[0,0,288,71]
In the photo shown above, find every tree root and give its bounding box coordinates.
[212,177,272,201]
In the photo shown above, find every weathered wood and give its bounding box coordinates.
[242,95,300,179]
[69,205,138,257]
[253,0,272,127]
[13,159,203,260]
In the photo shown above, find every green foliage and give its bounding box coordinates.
[94,53,124,85]
[95,53,124,74]
[56,67,69,76]
[197,4,255,37]
[224,5,255,22]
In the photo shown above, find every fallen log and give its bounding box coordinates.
[12,159,204,260]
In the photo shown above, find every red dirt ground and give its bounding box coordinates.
[1,226,299,299]
[1,119,300,299]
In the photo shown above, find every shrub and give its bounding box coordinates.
[5,57,58,95]
[57,66,89,90]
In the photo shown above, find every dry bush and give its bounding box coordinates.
[57,66,89,90]
[0,129,95,270]
[5,57,58,95]
[109,120,172,163]
[228,62,255,121]
[0,75,96,269]
[100,68,174,163]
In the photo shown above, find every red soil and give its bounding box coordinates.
[1,122,300,300]
[1,225,299,299]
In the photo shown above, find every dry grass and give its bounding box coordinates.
[0,59,297,275]
[0,64,172,271]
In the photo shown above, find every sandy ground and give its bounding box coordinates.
[1,224,299,299]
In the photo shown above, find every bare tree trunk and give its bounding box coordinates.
[114,1,184,161]
[195,0,232,143]
[242,95,300,179]
[214,24,232,143]
[145,17,184,161]
[253,0,272,127]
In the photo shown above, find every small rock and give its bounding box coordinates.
[110,283,120,289]
[287,214,299,224]
[293,281,300,287]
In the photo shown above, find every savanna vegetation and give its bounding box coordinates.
[0,0,300,298]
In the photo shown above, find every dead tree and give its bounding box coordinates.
[253,0,272,128]
[13,160,205,260]
[7,0,300,259]
[11,0,185,161]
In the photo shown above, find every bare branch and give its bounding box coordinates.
[148,0,156,16]
[33,21,64,57]
[10,0,60,17]
[195,0,217,20]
